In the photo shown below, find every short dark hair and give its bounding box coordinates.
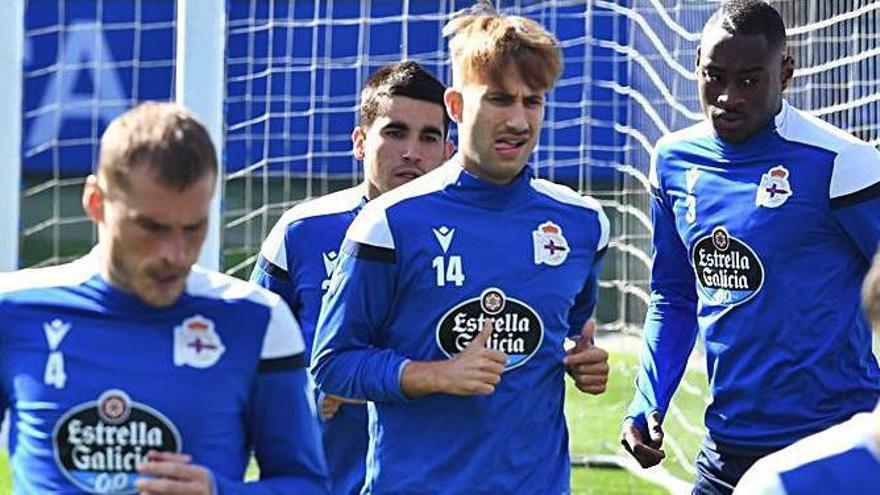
[358,61,450,135]
[705,0,787,52]
[99,102,217,193]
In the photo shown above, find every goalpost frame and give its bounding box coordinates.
[176,0,226,271]
[0,0,24,272]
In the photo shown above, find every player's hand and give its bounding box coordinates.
[319,393,366,421]
[402,319,507,397]
[620,412,666,468]
[136,450,212,495]
[563,320,609,394]
[441,319,508,395]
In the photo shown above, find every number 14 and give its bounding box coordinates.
[432,255,465,287]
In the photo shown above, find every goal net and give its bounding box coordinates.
[17,0,880,338]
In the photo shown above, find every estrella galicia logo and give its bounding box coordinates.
[53,389,182,494]
[692,227,764,307]
[435,288,544,370]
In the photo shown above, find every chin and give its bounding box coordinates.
[138,287,184,308]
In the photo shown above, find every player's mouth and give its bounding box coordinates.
[393,168,423,182]
[712,111,747,133]
[493,137,528,158]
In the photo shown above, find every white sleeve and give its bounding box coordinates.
[734,460,788,495]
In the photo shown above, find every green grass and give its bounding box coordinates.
[0,350,706,493]
[567,349,708,493]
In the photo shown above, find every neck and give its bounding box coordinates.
[460,154,520,185]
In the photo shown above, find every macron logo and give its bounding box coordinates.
[432,226,455,254]
[44,319,72,351]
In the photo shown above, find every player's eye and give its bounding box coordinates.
[384,129,405,139]
[742,77,759,88]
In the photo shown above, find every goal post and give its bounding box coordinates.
[0,0,24,271]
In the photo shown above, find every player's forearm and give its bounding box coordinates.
[399,360,449,397]
[311,346,410,402]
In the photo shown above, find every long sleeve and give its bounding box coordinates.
[566,206,610,337]
[213,302,330,494]
[829,142,880,260]
[310,207,410,403]
[626,179,699,428]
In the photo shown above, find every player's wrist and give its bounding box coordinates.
[400,360,445,397]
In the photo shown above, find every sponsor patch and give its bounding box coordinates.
[692,227,764,307]
[53,389,181,494]
[533,221,569,266]
[435,288,544,370]
[755,165,792,208]
[173,315,225,368]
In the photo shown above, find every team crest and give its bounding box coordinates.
[755,165,792,208]
[533,221,569,266]
[173,315,225,368]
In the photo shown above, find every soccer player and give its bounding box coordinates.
[733,249,880,495]
[310,3,611,493]
[620,1,880,493]
[250,60,452,494]
[0,102,329,494]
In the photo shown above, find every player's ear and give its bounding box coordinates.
[694,46,701,73]
[444,88,463,124]
[780,54,795,92]
[82,174,104,223]
[444,138,455,160]
[351,126,367,161]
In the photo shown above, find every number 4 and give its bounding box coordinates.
[44,352,67,389]
[432,255,465,287]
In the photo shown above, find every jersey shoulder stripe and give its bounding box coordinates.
[529,178,610,251]
[347,157,461,250]
[774,101,880,201]
[259,186,365,271]
[0,252,97,296]
[187,266,306,359]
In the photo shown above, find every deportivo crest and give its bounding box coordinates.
[436,288,544,371]
[755,165,792,208]
[173,315,225,368]
[692,227,764,307]
[53,389,181,494]
[533,221,569,266]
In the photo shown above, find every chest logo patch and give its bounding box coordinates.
[53,389,182,494]
[173,315,225,369]
[533,221,569,266]
[692,227,764,307]
[755,165,792,208]
[436,288,544,371]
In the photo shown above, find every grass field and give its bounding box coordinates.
[0,349,706,492]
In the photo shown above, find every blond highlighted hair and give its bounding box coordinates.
[99,102,217,193]
[443,2,562,91]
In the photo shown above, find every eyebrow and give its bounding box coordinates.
[420,125,443,137]
[382,121,410,133]
[703,64,766,74]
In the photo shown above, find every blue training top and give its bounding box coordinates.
[0,252,329,494]
[312,157,609,494]
[627,100,880,451]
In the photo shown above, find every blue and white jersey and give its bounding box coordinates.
[734,404,880,495]
[0,252,329,494]
[312,157,609,494]
[627,100,880,451]
[251,185,368,495]
[252,186,365,354]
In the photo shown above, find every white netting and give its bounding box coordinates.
[219,0,878,334]
[16,0,879,335]
[20,0,176,268]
